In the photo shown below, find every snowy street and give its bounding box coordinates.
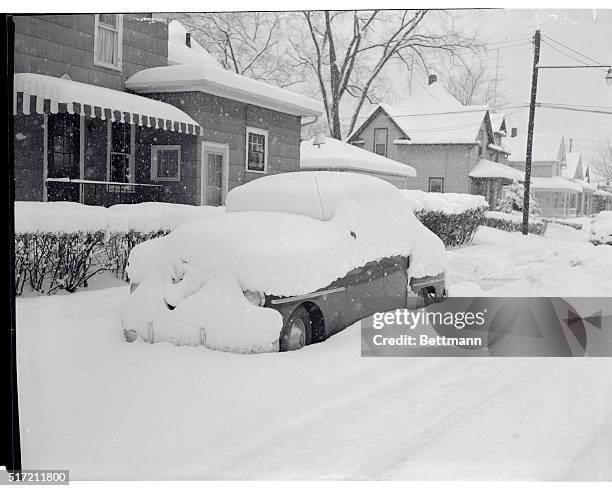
[16,224,612,480]
[448,222,612,297]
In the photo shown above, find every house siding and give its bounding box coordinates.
[13,14,167,90]
[146,91,301,193]
[352,110,481,193]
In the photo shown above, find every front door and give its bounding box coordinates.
[201,142,228,206]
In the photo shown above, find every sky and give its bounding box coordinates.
[397,9,612,163]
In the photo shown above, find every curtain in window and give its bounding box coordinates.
[97,27,117,65]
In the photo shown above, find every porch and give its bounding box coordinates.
[468,158,525,209]
[13,73,202,207]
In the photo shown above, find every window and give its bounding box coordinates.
[94,14,123,70]
[246,127,268,173]
[151,145,181,181]
[428,177,444,193]
[374,128,388,157]
[47,114,80,202]
[110,122,131,183]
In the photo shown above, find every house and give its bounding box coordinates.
[300,136,416,188]
[503,133,587,217]
[12,15,322,207]
[346,76,512,208]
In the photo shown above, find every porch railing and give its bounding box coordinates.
[46,178,163,207]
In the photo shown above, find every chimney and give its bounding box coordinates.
[428,74,437,85]
[511,127,518,138]
[185,32,191,48]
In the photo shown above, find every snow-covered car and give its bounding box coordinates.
[590,211,612,245]
[120,172,447,353]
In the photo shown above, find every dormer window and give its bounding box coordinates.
[94,14,123,71]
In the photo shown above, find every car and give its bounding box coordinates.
[120,171,447,353]
[590,211,612,246]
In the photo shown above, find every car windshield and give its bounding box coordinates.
[225,171,405,221]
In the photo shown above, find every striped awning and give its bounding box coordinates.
[13,73,202,135]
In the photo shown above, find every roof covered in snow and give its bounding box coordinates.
[13,73,201,134]
[504,133,566,163]
[468,159,525,181]
[167,20,224,69]
[348,80,490,145]
[530,176,583,193]
[489,113,507,135]
[126,21,323,118]
[563,152,583,179]
[300,137,416,178]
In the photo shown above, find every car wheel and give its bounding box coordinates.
[280,306,312,352]
[415,288,436,309]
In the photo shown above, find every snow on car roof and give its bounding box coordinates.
[300,137,416,178]
[225,171,406,221]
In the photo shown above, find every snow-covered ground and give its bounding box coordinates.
[16,224,612,480]
[448,223,612,297]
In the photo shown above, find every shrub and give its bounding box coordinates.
[414,207,486,248]
[483,211,547,235]
[15,231,109,295]
[495,179,542,217]
[14,201,221,296]
[402,190,488,247]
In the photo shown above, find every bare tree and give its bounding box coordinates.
[589,138,612,182]
[288,10,480,139]
[167,12,302,88]
[443,58,501,106]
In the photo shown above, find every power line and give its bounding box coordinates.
[537,104,612,115]
[541,38,608,73]
[542,33,607,67]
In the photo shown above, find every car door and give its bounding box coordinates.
[344,259,386,325]
[380,256,409,312]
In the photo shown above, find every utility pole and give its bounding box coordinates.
[493,48,500,107]
[522,30,541,235]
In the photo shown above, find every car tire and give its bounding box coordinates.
[415,288,437,309]
[280,305,313,352]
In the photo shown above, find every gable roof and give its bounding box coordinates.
[125,21,323,118]
[564,152,583,179]
[490,113,507,135]
[504,133,566,163]
[348,79,491,145]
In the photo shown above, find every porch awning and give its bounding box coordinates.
[468,159,524,181]
[13,73,201,135]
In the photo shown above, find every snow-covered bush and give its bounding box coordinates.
[496,179,541,217]
[401,190,488,247]
[483,211,547,235]
[14,201,221,295]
